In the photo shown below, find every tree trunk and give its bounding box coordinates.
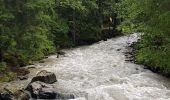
[71,10,76,45]
[97,0,103,33]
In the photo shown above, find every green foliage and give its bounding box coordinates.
[135,39,170,75]
[0,62,17,82]
[118,0,170,75]
[0,0,118,80]
[0,62,7,72]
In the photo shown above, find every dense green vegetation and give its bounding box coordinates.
[0,0,119,81]
[118,0,170,76]
[1,0,170,81]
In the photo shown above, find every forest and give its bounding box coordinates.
[0,0,119,81]
[0,0,170,81]
[119,0,170,76]
[1,0,170,100]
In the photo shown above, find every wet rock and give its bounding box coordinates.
[19,92,30,100]
[39,60,45,63]
[57,51,65,55]
[16,68,30,76]
[26,81,56,99]
[125,59,133,62]
[3,87,15,96]
[103,38,107,41]
[116,48,121,51]
[18,76,28,80]
[4,85,24,95]
[136,68,139,70]
[0,92,14,100]
[57,51,65,58]
[0,94,2,99]
[27,66,36,69]
[39,88,57,99]
[31,70,57,84]
[0,95,2,100]
[124,54,129,57]
[26,81,75,99]
[44,56,48,59]
[62,94,75,99]
[2,86,30,100]
[55,93,75,99]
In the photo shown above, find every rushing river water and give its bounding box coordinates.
[1,33,170,100]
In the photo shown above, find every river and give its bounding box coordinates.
[1,33,170,100]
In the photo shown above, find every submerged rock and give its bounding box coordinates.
[57,51,66,58]
[31,70,57,84]
[57,51,65,55]
[26,81,56,99]
[39,60,45,63]
[116,48,121,51]
[60,94,75,99]
[18,75,28,80]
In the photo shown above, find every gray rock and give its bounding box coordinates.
[26,81,75,99]
[31,70,57,84]
[39,88,57,99]
[26,81,56,99]
[19,92,30,100]
[1,85,30,100]
[39,60,45,63]
[116,48,121,51]
[60,94,75,99]
[57,51,65,55]
[18,76,28,80]
[27,66,36,69]
[57,51,65,58]
[0,92,15,100]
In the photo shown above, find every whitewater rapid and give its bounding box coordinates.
[2,33,170,100]
[29,33,170,100]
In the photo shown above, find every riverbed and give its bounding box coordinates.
[1,33,170,100]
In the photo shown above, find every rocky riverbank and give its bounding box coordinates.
[126,40,170,77]
[0,70,75,100]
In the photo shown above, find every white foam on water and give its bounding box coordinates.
[28,33,170,100]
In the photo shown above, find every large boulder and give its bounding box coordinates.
[26,81,56,99]
[26,81,75,99]
[27,70,75,99]
[31,70,57,84]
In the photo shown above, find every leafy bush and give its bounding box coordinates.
[0,62,17,82]
[118,0,170,75]
[0,62,7,73]
[0,0,119,82]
